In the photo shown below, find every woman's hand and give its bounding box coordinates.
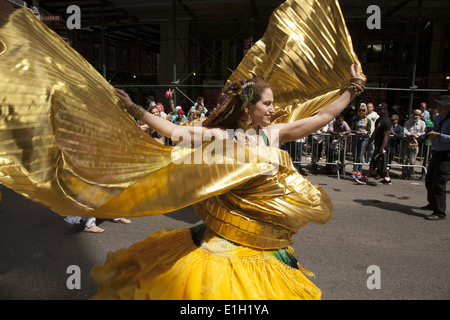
[347,64,365,97]
[350,63,363,80]
[115,88,134,109]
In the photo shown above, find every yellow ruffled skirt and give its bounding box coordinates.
[90,225,321,300]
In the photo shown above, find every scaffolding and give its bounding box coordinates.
[111,0,449,118]
[6,0,449,113]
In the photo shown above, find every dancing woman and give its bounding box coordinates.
[89,66,364,300]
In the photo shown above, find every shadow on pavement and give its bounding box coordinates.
[0,186,97,299]
[353,198,429,218]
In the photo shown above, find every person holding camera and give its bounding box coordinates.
[422,95,450,221]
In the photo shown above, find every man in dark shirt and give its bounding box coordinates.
[356,103,392,185]
[390,114,404,139]
[422,95,450,220]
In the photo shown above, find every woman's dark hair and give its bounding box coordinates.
[147,105,159,113]
[203,77,271,129]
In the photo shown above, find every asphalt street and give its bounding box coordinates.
[0,171,449,300]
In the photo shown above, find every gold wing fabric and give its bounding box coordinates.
[229,0,365,124]
[0,8,174,217]
[0,0,361,249]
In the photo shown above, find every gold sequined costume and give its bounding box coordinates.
[0,0,362,299]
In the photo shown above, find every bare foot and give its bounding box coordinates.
[114,218,132,224]
[84,225,105,233]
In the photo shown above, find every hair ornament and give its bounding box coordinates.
[240,81,255,110]
[224,81,242,96]
[222,80,255,110]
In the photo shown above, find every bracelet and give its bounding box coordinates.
[127,103,146,120]
[348,77,366,96]
[351,77,366,86]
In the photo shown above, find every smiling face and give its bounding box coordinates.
[149,106,160,117]
[245,87,275,127]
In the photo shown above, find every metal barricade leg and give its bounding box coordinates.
[386,136,430,179]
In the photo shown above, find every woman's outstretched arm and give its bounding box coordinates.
[116,89,226,143]
[116,88,186,139]
[273,64,364,144]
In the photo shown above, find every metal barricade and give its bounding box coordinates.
[281,133,351,179]
[385,135,430,179]
[281,133,431,180]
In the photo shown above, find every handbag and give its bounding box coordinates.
[407,135,418,147]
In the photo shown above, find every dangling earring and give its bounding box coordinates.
[237,109,258,131]
[244,111,253,126]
